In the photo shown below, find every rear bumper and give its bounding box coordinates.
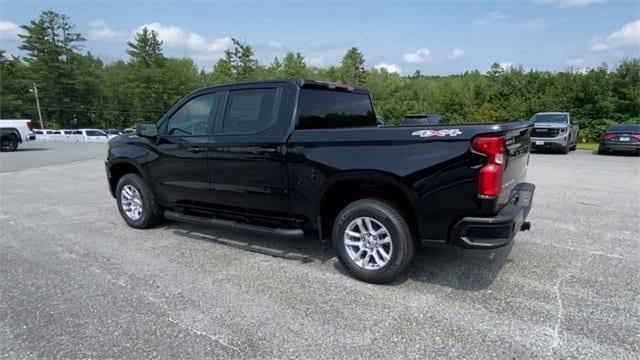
[599,141,640,152]
[451,183,535,249]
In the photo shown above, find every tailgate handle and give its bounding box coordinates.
[188,146,206,153]
[254,147,277,154]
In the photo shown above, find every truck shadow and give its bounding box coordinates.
[167,221,512,291]
[15,147,50,152]
[406,244,513,290]
[166,221,334,263]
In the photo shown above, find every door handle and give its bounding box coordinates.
[189,146,206,153]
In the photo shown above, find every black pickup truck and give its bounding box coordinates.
[105,80,535,283]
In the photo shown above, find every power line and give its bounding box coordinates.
[2,105,167,114]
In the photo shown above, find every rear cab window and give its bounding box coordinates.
[532,114,569,124]
[296,89,376,130]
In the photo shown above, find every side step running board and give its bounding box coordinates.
[163,210,304,240]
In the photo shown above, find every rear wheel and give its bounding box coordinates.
[0,134,19,152]
[333,198,414,284]
[116,174,162,229]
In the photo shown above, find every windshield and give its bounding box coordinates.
[608,124,640,132]
[532,114,568,124]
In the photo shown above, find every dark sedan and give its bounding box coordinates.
[598,124,640,155]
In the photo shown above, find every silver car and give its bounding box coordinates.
[530,112,579,154]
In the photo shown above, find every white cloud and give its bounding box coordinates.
[521,18,552,30]
[403,48,432,64]
[473,11,507,25]
[0,20,22,41]
[590,19,640,52]
[89,20,128,42]
[306,56,325,66]
[499,62,513,70]
[137,22,232,60]
[374,62,402,74]
[566,58,584,66]
[268,41,283,50]
[535,0,605,8]
[448,48,465,60]
[88,21,233,60]
[304,44,350,67]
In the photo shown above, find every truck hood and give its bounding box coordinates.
[533,123,568,129]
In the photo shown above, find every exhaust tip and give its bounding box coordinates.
[520,221,531,231]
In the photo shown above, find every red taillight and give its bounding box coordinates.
[634,134,640,140]
[603,133,616,141]
[27,120,34,131]
[472,136,506,198]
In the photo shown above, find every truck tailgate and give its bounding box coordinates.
[498,125,532,209]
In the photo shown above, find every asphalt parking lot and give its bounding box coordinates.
[1,143,638,359]
[0,141,108,173]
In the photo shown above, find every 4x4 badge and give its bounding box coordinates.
[411,129,462,137]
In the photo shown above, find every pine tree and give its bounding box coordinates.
[126,28,164,68]
[339,47,366,85]
[18,10,88,127]
[282,52,308,79]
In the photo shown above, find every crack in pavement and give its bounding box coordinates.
[548,254,596,358]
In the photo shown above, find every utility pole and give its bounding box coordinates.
[32,83,44,129]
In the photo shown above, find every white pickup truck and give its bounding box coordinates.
[1,119,35,152]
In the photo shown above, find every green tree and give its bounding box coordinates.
[339,47,366,85]
[18,10,91,127]
[282,52,308,79]
[611,58,640,122]
[126,27,164,68]
[125,28,171,123]
[0,51,32,119]
[209,56,234,84]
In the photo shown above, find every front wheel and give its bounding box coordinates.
[116,173,162,229]
[333,199,414,284]
[0,134,19,152]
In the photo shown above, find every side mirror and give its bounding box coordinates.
[136,123,158,138]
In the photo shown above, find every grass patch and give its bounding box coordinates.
[576,142,599,151]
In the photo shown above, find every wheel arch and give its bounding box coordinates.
[108,160,145,197]
[0,128,22,142]
[317,171,418,242]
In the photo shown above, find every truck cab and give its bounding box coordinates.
[530,112,579,154]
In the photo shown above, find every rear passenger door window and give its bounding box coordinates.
[222,88,278,135]
[167,93,220,136]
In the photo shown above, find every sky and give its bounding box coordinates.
[0,0,639,75]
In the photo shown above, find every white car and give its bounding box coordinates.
[78,129,111,142]
[1,119,35,151]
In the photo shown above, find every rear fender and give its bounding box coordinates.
[0,128,22,142]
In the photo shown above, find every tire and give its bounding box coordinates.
[0,134,19,152]
[561,141,570,154]
[115,173,162,229]
[332,198,414,284]
[597,146,605,155]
